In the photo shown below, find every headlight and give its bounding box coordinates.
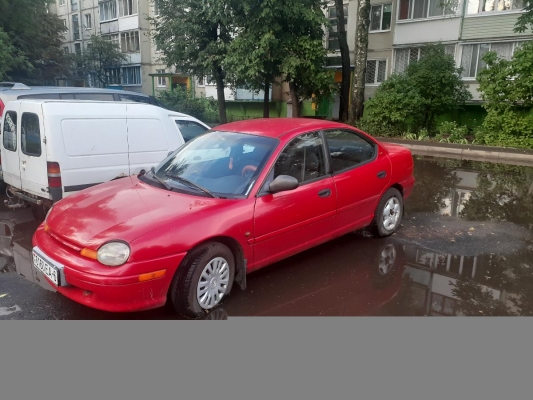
[97,242,131,267]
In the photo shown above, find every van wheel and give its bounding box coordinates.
[31,204,49,222]
[169,242,235,319]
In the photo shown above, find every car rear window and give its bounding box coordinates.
[21,113,42,157]
[175,120,209,142]
[2,111,17,152]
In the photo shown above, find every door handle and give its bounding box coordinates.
[377,171,387,179]
[318,189,331,198]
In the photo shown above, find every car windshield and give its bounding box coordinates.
[150,130,278,198]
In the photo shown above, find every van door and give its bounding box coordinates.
[18,103,49,198]
[126,117,170,175]
[1,106,22,189]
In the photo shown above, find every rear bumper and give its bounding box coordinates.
[33,225,187,313]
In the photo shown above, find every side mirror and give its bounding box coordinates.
[268,175,299,194]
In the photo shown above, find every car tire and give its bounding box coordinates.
[31,204,50,222]
[169,242,235,319]
[369,188,403,238]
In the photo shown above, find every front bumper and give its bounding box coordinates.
[33,225,187,312]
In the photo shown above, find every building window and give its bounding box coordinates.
[74,43,81,55]
[105,67,121,85]
[327,5,348,51]
[154,0,161,15]
[156,69,167,87]
[366,60,387,84]
[460,41,524,78]
[85,14,92,29]
[72,14,80,40]
[370,4,392,32]
[59,0,65,6]
[62,19,67,28]
[71,0,78,12]
[122,66,141,85]
[119,0,138,17]
[99,0,118,22]
[394,45,456,73]
[104,33,120,47]
[121,30,140,52]
[467,0,524,14]
[398,0,457,20]
[63,46,69,54]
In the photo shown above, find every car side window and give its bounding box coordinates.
[2,111,17,152]
[325,129,376,172]
[274,132,326,184]
[21,113,42,157]
[175,120,209,142]
[18,94,61,100]
[74,93,115,101]
[119,94,150,104]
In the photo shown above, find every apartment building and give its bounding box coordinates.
[48,0,190,95]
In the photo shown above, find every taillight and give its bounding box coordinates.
[47,162,62,188]
[0,99,4,117]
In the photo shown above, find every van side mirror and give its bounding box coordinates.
[268,175,299,194]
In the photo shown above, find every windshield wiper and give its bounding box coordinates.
[150,167,172,191]
[165,174,218,198]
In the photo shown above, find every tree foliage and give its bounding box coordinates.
[476,41,533,148]
[150,0,238,123]
[514,0,533,33]
[0,28,29,81]
[69,35,127,88]
[157,87,218,122]
[360,44,471,135]
[0,0,68,83]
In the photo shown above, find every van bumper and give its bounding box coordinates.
[33,225,187,313]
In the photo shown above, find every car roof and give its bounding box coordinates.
[0,84,151,97]
[214,118,356,138]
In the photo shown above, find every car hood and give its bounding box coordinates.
[47,177,226,248]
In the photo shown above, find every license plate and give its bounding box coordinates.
[32,251,60,286]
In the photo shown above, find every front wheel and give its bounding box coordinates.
[169,242,235,319]
[369,188,403,237]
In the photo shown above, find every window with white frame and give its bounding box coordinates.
[119,0,138,17]
[106,67,121,85]
[59,0,65,6]
[366,60,387,84]
[327,5,348,51]
[398,0,457,20]
[74,43,81,55]
[85,14,92,29]
[467,0,524,14]
[370,4,392,32]
[72,14,80,40]
[99,0,118,22]
[62,19,67,28]
[122,66,141,85]
[121,30,140,52]
[460,41,525,78]
[156,69,167,87]
[71,0,78,12]
[394,45,456,73]
[104,33,120,47]
[63,46,69,54]
[196,77,205,87]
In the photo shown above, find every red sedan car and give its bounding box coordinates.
[32,118,415,318]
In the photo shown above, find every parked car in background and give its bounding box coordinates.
[32,118,415,318]
[0,82,168,187]
[1,99,210,220]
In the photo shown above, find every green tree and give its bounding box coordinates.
[0,28,29,81]
[69,35,127,88]
[361,44,471,134]
[514,0,533,33]
[0,0,68,84]
[476,41,533,148]
[151,0,237,124]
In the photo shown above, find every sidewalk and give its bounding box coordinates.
[377,137,533,167]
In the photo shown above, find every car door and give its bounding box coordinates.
[18,104,49,197]
[324,129,392,237]
[253,131,336,270]
[1,107,22,189]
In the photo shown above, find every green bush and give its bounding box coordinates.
[435,121,469,143]
[157,88,218,123]
[475,109,533,149]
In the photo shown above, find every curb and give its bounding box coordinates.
[376,138,533,167]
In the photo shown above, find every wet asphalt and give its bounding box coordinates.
[1,155,533,319]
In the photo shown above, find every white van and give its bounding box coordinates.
[1,100,211,220]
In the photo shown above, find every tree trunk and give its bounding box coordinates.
[289,81,300,118]
[335,0,351,122]
[349,0,371,125]
[215,65,227,124]
[263,78,270,118]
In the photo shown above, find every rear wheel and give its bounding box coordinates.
[169,242,235,319]
[31,204,50,222]
[369,188,403,237]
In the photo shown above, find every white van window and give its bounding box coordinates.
[73,93,115,101]
[175,120,209,142]
[2,111,17,152]
[18,94,61,100]
[21,113,42,157]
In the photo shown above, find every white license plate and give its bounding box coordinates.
[32,251,60,286]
